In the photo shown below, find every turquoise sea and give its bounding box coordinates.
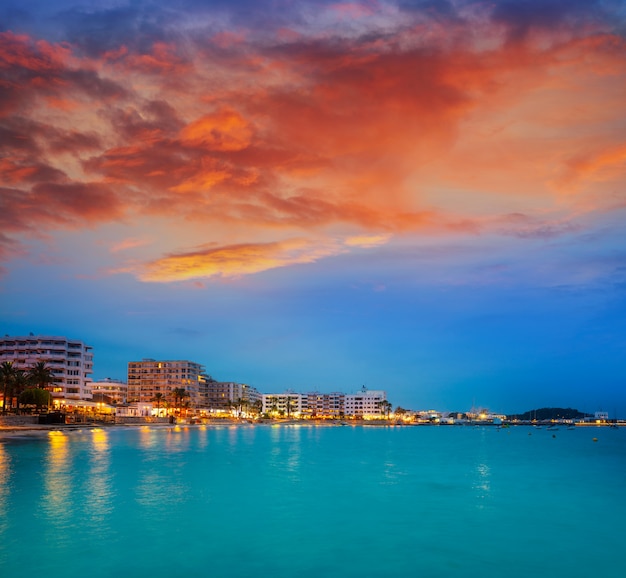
[1,424,624,577]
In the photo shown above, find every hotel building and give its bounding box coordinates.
[0,334,93,400]
[203,381,262,412]
[127,359,205,406]
[344,389,387,418]
[90,378,128,404]
[262,392,304,416]
[303,392,345,418]
[262,388,387,418]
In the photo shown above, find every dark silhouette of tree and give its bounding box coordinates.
[28,361,55,391]
[170,387,188,416]
[1,361,16,415]
[377,400,393,419]
[19,388,52,412]
[12,369,30,413]
[285,396,296,418]
[251,399,263,417]
[152,392,165,416]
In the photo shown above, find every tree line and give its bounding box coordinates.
[1,360,55,414]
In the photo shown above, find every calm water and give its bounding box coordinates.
[0,424,624,577]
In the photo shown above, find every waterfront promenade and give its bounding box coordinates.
[1,415,623,438]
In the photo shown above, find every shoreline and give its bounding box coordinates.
[1,419,623,440]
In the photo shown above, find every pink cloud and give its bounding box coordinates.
[109,237,152,253]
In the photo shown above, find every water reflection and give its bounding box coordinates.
[0,442,10,535]
[269,425,302,482]
[42,431,73,532]
[472,431,492,508]
[196,425,209,449]
[136,429,189,510]
[85,429,113,530]
[382,459,404,486]
[164,426,192,453]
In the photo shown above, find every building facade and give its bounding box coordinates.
[262,392,304,417]
[262,388,388,418]
[203,381,261,412]
[303,392,345,418]
[0,334,93,400]
[90,378,127,404]
[344,388,387,418]
[127,359,205,406]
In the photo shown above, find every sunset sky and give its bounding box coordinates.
[1,0,625,415]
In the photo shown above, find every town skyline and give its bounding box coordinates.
[1,332,621,418]
[1,1,625,417]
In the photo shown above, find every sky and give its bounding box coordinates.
[1,0,625,416]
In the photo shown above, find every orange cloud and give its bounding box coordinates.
[2,22,625,279]
[344,234,392,248]
[556,143,626,190]
[180,108,253,151]
[135,238,343,282]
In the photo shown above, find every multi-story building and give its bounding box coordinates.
[0,334,93,400]
[303,392,345,418]
[344,388,387,418]
[262,388,387,418]
[203,381,261,412]
[90,378,127,404]
[262,392,304,417]
[127,359,205,407]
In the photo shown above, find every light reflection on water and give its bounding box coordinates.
[0,442,10,535]
[268,423,302,481]
[136,427,190,510]
[85,429,113,531]
[40,431,74,553]
[471,428,492,508]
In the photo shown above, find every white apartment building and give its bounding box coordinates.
[262,388,387,418]
[344,388,387,418]
[262,392,304,416]
[127,359,205,406]
[0,334,93,400]
[91,378,127,404]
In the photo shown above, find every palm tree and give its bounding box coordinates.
[1,361,16,415]
[28,361,55,391]
[12,369,30,414]
[377,400,393,419]
[285,396,295,418]
[170,387,188,416]
[269,396,278,417]
[251,399,263,418]
[230,397,242,418]
[152,392,165,417]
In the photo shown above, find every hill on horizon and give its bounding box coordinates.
[509,407,589,420]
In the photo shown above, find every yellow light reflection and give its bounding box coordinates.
[43,431,73,528]
[86,428,112,531]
